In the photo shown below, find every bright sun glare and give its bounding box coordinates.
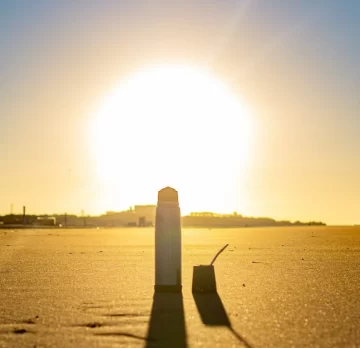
[92,64,253,213]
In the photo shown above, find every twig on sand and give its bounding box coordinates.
[210,244,229,265]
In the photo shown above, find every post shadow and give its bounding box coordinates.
[146,292,187,348]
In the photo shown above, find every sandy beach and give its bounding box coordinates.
[0,226,359,347]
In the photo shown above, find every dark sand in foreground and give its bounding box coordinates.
[1,226,359,347]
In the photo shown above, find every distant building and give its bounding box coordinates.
[134,205,156,225]
[102,205,156,226]
[37,217,56,226]
[139,216,150,227]
[134,205,156,217]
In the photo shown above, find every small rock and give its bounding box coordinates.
[13,328,27,334]
[86,322,102,328]
[242,284,246,287]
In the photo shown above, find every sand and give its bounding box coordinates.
[0,226,359,347]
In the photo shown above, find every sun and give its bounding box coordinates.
[91,64,253,213]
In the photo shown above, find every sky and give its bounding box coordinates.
[0,0,359,225]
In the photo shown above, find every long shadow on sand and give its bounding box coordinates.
[146,293,187,348]
[193,292,252,348]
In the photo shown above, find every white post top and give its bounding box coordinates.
[158,187,179,203]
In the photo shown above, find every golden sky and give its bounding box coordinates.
[1,1,359,225]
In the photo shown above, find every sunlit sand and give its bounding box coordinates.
[1,226,359,347]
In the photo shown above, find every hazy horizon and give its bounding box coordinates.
[1,1,359,225]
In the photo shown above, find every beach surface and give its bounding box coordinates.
[0,226,359,348]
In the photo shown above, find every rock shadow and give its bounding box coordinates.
[193,292,252,347]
